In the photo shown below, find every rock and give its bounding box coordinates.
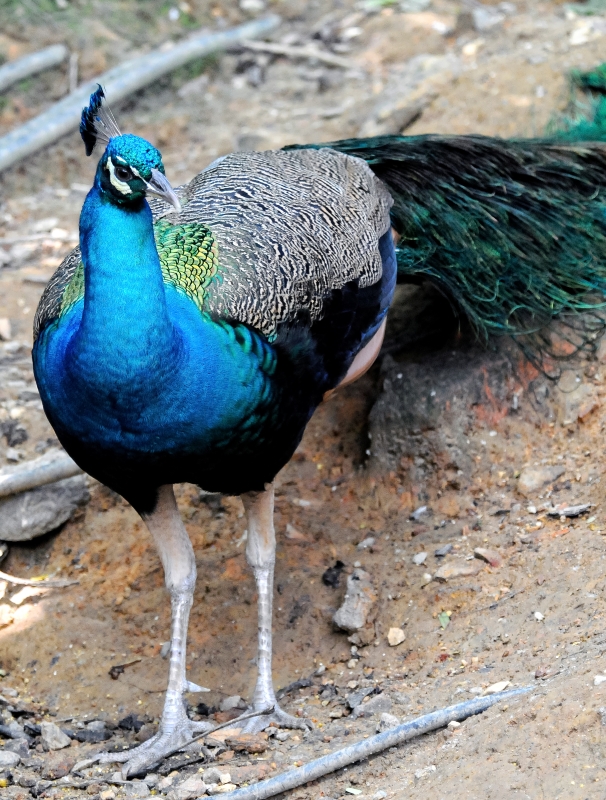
[0,475,89,542]
[0,319,11,342]
[594,675,606,686]
[434,544,453,557]
[124,781,150,798]
[219,696,244,712]
[534,611,545,622]
[0,750,20,768]
[5,738,29,757]
[412,552,427,566]
[227,764,272,785]
[556,371,599,425]
[204,768,230,785]
[167,775,208,800]
[546,503,591,518]
[483,680,511,695]
[41,752,77,779]
[433,561,483,582]
[357,537,375,550]
[213,784,237,794]
[224,733,268,754]
[40,722,71,751]
[376,712,400,732]
[387,627,406,647]
[517,466,565,496]
[347,687,375,710]
[447,720,461,729]
[410,505,428,521]
[414,764,436,780]
[598,707,606,725]
[474,547,501,568]
[333,569,377,633]
[351,693,392,719]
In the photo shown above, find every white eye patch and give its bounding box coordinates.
[106,157,132,195]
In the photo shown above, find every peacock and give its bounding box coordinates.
[31,81,606,776]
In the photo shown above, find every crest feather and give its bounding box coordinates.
[80,85,122,156]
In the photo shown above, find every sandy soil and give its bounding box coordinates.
[1,1,606,798]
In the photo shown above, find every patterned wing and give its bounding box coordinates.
[35,148,392,341]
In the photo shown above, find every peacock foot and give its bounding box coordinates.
[99,717,213,778]
[239,703,313,734]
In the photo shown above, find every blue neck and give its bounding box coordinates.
[71,183,176,383]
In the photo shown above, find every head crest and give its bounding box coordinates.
[80,85,122,157]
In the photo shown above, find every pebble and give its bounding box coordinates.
[333,569,377,633]
[434,544,453,557]
[213,784,237,794]
[474,547,501,568]
[447,720,461,729]
[351,693,392,719]
[594,675,606,686]
[414,764,436,780]
[346,687,375,710]
[219,695,244,712]
[0,750,20,767]
[372,792,388,800]
[534,611,545,621]
[483,681,511,695]
[357,536,375,550]
[546,503,591,518]
[412,552,427,566]
[598,707,606,725]
[124,780,150,797]
[433,561,482,582]
[40,721,71,751]
[224,733,268,754]
[517,465,565,496]
[100,791,116,800]
[167,775,208,800]
[376,712,400,732]
[387,627,406,647]
[410,505,428,521]
[0,318,11,342]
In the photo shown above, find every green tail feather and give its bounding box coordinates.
[548,62,606,142]
[286,63,606,371]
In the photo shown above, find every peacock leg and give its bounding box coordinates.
[99,485,212,777]
[239,484,312,734]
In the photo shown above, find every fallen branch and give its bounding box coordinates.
[218,687,533,800]
[0,449,83,499]
[0,45,68,94]
[0,16,280,173]
[239,39,358,70]
[0,569,77,588]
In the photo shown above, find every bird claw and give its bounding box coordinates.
[239,704,313,734]
[98,719,213,777]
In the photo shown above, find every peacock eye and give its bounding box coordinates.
[115,165,133,182]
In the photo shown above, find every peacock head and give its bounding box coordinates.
[80,85,181,212]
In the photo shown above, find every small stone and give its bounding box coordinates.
[387,627,406,647]
[351,693,392,719]
[346,687,375,709]
[434,544,453,558]
[347,658,358,669]
[0,750,20,767]
[594,675,606,686]
[333,569,377,633]
[213,784,237,794]
[0,319,11,342]
[372,792,388,800]
[100,791,116,800]
[433,561,482,582]
[414,764,436,780]
[40,721,71,751]
[598,707,606,725]
[124,781,150,798]
[167,775,208,800]
[534,611,545,621]
[483,681,511,695]
[204,768,224,785]
[410,505,428,521]
[357,537,375,550]
[5,448,20,463]
[447,720,461,729]
[219,696,244,712]
[224,733,268,754]
[546,503,591,518]
[474,547,501,568]
[376,712,399,732]
[5,738,29,757]
[41,753,77,780]
[412,552,427,566]
[517,466,565,496]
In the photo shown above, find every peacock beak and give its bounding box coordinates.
[146,168,181,213]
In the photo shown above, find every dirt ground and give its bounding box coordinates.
[2,0,606,798]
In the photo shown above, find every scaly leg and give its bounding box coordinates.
[99,485,212,777]
[239,484,312,733]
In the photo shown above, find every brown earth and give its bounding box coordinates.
[1,1,606,799]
